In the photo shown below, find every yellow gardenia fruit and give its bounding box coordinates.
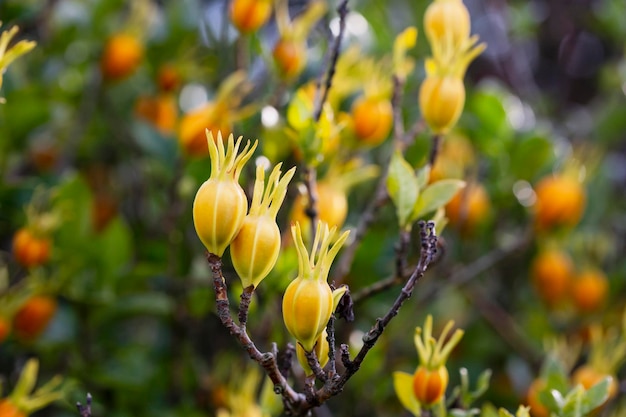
[282,222,348,352]
[419,75,465,134]
[231,163,296,289]
[424,0,470,51]
[296,329,330,376]
[193,131,257,256]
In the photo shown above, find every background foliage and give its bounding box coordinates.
[0,0,625,416]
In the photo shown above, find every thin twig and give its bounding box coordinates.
[304,167,319,241]
[206,253,305,413]
[315,221,438,402]
[428,134,442,167]
[312,0,349,123]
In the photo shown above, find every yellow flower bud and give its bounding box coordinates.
[296,329,330,376]
[282,222,349,351]
[231,163,296,288]
[424,0,470,50]
[193,131,257,256]
[412,365,449,406]
[419,75,465,134]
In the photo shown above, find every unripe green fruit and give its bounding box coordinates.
[193,178,248,257]
[282,276,333,352]
[231,214,281,288]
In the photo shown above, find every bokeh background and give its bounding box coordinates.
[0,0,625,416]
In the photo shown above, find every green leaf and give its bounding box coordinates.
[509,135,553,181]
[392,371,421,417]
[581,377,611,413]
[386,150,419,229]
[473,369,492,399]
[412,179,465,221]
[416,165,430,189]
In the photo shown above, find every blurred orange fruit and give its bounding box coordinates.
[273,38,306,80]
[351,96,393,146]
[525,378,550,417]
[230,0,272,33]
[101,33,144,81]
[135,94,178,135]
[178,105,231,157]
[533,175,586,231]
[157,64,181,92]
[572,365,618,401]
[12,228,51,268]
[531,249,573,306]
[570,269,608,313]
[13,295,57,340]
[445,182,490,235]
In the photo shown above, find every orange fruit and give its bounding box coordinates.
[445,183,490,235]
[135,94,178,135]
[531,249,573,306]
[230,0,272,33]
[13,295,58,340]
[534,175,586,231]
[12,228,51,268]
[157,64,181,92]
[526,378,550,417]
[101,33,144,81]
[351,96,393,146]
[179,104,231,157]
[572,365,618,400]
[570,269,608,313]
[273,38,306,80]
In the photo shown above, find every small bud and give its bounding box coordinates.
[419,75,465,134]
[193,131,257,256]
[231,163,296,288]
[282,222,349,351]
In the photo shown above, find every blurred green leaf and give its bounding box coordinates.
[387,150,418,229]
[412,179,465,221]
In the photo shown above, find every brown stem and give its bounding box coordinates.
[206,253,305,413]
[312,0,349,123]
[428,134,442,167]
[304,166,319,241]
[238,285,255,327]
[316,221,438,402]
